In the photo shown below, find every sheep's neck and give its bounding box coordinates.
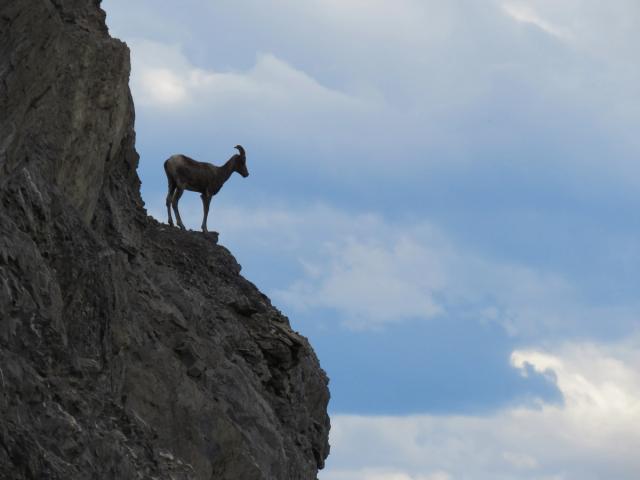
[211,158,236,193]
[222,158,237,182]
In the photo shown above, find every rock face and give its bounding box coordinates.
[0,1,330,479]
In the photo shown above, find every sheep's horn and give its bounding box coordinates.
[234,145,245,156]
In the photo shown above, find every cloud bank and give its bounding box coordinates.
[325,339,640,480]
[106,0,640,182]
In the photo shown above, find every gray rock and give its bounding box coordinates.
[0,1,330,479]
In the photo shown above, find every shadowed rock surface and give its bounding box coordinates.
[0,1,330,478]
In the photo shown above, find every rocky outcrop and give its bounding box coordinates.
[0,1,330,478]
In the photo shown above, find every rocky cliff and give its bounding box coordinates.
[0,1,330,478]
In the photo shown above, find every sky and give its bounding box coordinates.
[103,1,640,478]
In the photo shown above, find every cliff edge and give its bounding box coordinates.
[0,1,330,478]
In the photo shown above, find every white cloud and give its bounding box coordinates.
[511,343,640,418]
[499,0,640,58]
[322,339,640,480]
[502,3,572,40]
[276,236,446,329]
[233,205,578,333]
[129,39,373,113]
[138,67,187,105]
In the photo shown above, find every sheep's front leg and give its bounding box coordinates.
[166,186,175,226]
[201,193,212,232]
[171,188,186,230]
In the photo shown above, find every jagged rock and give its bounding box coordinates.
[0,1,330,479]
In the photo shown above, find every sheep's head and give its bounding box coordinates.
[234,145,249,178]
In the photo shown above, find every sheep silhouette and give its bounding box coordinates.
[164,145,248,232]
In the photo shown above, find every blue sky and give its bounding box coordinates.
[104,1,640,478]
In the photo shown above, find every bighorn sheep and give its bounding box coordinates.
[164,145,249,232]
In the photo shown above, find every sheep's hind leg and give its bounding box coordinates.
[201,193,212,233]
[171,188,186,230]
[166,182,176,226]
